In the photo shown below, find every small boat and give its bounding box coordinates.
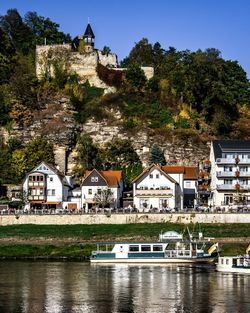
[90,230,219,264]
[216,244,250,274]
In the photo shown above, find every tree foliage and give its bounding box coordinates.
[149,144,166,165]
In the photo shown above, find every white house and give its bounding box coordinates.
[23,162,73,211]
[81,169,124,212]
[209,140,250,207]
[132,164,198,212]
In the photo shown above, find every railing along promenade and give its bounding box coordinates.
[1,206,250,216]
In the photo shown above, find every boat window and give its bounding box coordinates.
[153,245,163,251]
[141,245,151,251]
[129,245,139,252]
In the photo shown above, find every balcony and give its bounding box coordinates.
[216,158,250,165]
[28,181,45,187]
[28,195,46,201]
[135,188,173,197]
[216,184,250,191]
[217,171,250,178]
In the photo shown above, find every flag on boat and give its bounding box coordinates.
[246,244,250,254]
[208,242,219,254]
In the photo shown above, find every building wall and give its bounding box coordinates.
[133,169,177,211]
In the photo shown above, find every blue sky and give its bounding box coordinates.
[1,0,250,77]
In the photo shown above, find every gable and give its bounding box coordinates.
[82,169,107,186]
[134,167,177,185]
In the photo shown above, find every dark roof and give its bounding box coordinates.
[212,140,250,160]
[83,23,95,38]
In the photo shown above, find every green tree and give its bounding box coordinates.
[121,38,154,67]
[0,9,33,54]
[24,11,71,46]
[125,64,147,90]
[75,134,101,177]
[104,138,140,168]
[149,144,166,165]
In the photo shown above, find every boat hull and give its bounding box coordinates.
[90,257,215,264]
[216,266,250,274]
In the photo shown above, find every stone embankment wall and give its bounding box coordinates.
[1,213,250,226]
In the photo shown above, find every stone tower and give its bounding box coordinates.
[83,23,95,52]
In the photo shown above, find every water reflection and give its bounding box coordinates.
[0,262,249,313]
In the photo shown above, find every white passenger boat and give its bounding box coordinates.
[90,230,219,264]
[216,244,250,274]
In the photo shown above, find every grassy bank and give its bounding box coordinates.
[0,223,249,259]
[0,223,250,239]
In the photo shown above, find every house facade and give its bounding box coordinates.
[133,164,198,212]
[209,140,250,207]
[81,169,124,212]
[23,162,73,211]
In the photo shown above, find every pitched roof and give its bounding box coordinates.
[84,169,122,187]
[83,23,95,38]
[162,165,198,180]
[132,164,177,184]
[161,166,185,174]
[212,140,250,160]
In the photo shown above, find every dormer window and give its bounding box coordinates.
[156,174,159,179]
[149,174,153,179]
[91,176,98,182]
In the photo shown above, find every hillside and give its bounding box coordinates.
[1,9,250,186]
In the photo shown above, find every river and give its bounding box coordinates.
[0,261,249,313]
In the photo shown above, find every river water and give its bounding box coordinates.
[0,261,249,313]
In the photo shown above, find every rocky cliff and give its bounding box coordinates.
[1,95,209,174]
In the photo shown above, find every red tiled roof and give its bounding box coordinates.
[85,170,122,187]
[162,165,198,179]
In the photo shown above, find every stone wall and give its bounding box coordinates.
[35,45,154,92]
[1,213,250,226]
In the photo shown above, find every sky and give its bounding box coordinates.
[1,0,250,77]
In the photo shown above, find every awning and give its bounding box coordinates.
[46,202,62,205]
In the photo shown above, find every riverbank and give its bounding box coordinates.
[0,223,249,259]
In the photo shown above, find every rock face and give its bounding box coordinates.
[1,95,209,175]
[80,118,209,167]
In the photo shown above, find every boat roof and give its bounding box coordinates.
[95,240,208,245]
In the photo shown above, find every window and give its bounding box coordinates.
[224,179,233,185]
[156,174,159,179]
[153,245,163,251]
[39,188,44,195]
[141,245,151,251]
[50,177,53,182]
[239,166,248,172]
[149,174,153,179]
[224,166,232,172]
[224,194,233,205]
[51,189,55,196]
[186,181,191,187]
[88,189,92,195]
[239,179,248,185]
[129,245,139,252]
[97,189,101,194]
[91,176,98,182]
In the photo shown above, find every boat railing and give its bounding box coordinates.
[165,250,192,258]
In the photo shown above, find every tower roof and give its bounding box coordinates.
[83,23,95,38]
